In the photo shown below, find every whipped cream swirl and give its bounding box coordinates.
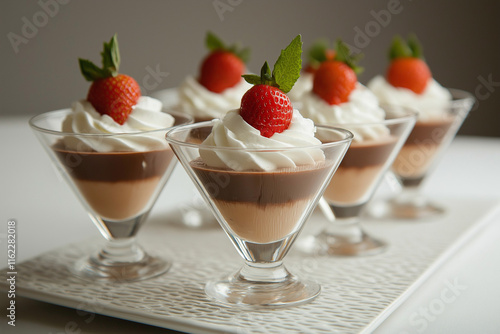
[62,96,174,152]
[367,75,452,120]
[176,76,252,120]
[200,109,325,171]
[300,83,389,142]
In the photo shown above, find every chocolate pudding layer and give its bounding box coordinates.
[191,159,332,243]
[392,117,454,179]
[324,136,397,206]
[53,144,175,220]
[191,159,331,204]
[53,144,174,182]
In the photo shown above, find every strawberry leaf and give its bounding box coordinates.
[242,74,262,86]
[206,31,226,51]
[273,35,302,93]
[335,39,364,75]
[389,34,424,60]
[308,39,329,66]
[206,31,250,64]
[79,59,108,81]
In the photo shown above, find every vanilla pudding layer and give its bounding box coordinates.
[324,136,398,206]
[213,199,310,243]
[74,177,161,220]
[53,146,174,221]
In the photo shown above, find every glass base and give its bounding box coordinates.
[300,230,386,256]
[71,253,171,282]
[205,264,320,308]
[368,198,446,220]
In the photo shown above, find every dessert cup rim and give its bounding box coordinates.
[165,121,354,152]
[320,106,419,128]
[29,108,193,137]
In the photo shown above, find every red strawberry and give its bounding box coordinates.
[313,61,357,105]
[86,74,141,125]
[79,34,141,125]
[312,40,362,105]
[199,50,245,93]
[240,84,293,138]
[198,32,250,93]
[240,35,302,138]
[386,35,431,94]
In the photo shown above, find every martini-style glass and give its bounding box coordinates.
[305,106,417,256]
[29,109,192,282]
[166,122,352,308]
[373,89,475,219]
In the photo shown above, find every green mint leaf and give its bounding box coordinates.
[273,35,302,93]
[79,58,107,81]
[242,74,262,85]
[206,31,225,51]
[100,34,120,75]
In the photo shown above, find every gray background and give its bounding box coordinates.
[2,0,499,137]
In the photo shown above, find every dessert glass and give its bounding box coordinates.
[304,106,417,256]
[29,109,192,282]
[166,122,352,308]
[374,89,475,219]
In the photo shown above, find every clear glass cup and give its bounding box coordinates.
[29,109,192,282]
[302,106,417,256]
[166,122,353,308]
[372,89,475,219]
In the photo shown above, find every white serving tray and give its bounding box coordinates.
[2,198,498,334]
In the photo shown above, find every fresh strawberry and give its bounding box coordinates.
[198,32,250,93]
[240,84,293,138]
[304,39,336,74]
[386,34,431,94]
[79,34,141,125]
[312,40,362,105]
[240,35,302,138]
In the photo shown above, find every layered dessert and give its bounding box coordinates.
[192,110,330,243]
[175,32,252,122]
[55,35,177,221]
[299,40,397,207]
[367,35,453,180]
[186,36,335,243]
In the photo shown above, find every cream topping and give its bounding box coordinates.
[367,75,452,120]
[200,109,325,171]
[300,83,389,142]
[62,96,174,152]
[176,76,252,120]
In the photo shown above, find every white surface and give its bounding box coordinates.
[0,116,500,333]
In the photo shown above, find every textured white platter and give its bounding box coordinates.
[2,198,499,334]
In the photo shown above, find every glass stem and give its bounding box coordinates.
[93,237,145,265]
[395,184,427,208]
[324,215,365,243]
[238,261,289,283]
